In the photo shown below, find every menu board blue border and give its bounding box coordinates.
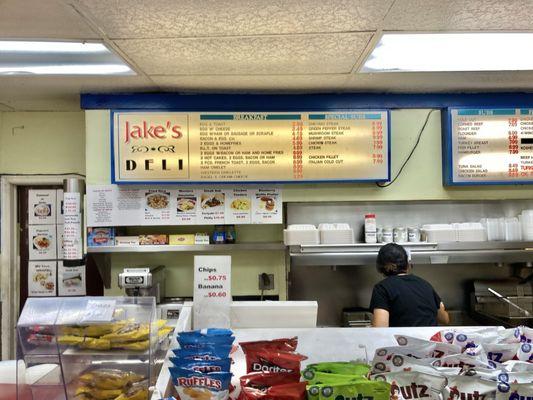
[109,109,391,185]
[442,107,533,186]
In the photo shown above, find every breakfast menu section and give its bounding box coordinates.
[87,184,282,227]
[449,108,533,184]
[113,111,389,183]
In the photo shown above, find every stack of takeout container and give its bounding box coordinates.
[520,210,533,241]
[283,224,320,245]
[318,223,355,244]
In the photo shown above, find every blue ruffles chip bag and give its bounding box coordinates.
[170,328,234,400]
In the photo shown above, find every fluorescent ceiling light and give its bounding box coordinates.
[0,40,134,75]
[361,33,533,72]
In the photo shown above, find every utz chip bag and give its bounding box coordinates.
[443,376,497,400]
[498,328,522,344]
[240,337,299,354]
[308,380,390,400]
[503,361,533,372]
[244,349,307,374]
[516,343,533,362]
[452,330,500,352]
[497,371,533,385]
[304,362,370,378]
[371,371,447,400]
[395,335,462,358]
[432,354,498,371]
[170,368,232,400]
[372,353,434,374]
[482,343,520,364]
[173,345,232,359]
[496,382,533,400]
[170,358,232,373]
[519,326,533,343]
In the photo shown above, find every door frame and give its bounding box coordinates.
[0,174,79,360]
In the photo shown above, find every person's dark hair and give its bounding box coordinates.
[376,243,410,276]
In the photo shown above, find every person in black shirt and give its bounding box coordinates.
[369,243,450,327]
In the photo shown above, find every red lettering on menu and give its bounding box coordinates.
[124,120,183,143]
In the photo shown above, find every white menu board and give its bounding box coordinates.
[28,261,56,296]
[447,108,533,184]
[29,225,57,260]
[28,190,56,225]
[112,111,389,183]
[193,255,231,329]
[86,185,282,227]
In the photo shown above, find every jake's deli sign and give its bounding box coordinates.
[113,112,189,182]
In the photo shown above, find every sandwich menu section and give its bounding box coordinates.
[445,108,533,185]
[113,111,389,183]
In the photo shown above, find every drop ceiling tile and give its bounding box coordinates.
[385,0,533,31]
[0,0,99,39]
[77,0,392,39]
[115,33,373,75]
[153,74,352,92]
[344,71,533,92]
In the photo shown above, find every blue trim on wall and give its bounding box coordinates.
[81,92,533,111]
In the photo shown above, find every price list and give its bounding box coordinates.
[114,111,389,183]
[449,108,533,184]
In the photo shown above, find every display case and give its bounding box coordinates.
[17,296,172,400]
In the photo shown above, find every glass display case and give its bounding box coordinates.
[17,296,172,400]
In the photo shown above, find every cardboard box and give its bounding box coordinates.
[87,227,115,247]
[169,234,195,245]
[139,235,168,245]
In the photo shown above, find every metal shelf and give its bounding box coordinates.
[289,241,533,266]
[87,242,286,253]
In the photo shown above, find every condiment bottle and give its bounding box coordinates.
[365,214,377,243]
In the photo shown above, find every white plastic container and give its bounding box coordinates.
[364,214,377,244]
[318,223,354,244]
[283,224,319,245]
[520,210,533,241]
[504,218,522,241]
[454,222,487,242]
[421,224,456,242]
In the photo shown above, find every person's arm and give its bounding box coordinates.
[372,308,390,327]
[437,302,450,325]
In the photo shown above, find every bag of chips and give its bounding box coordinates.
[503,360,533,372]
[303,362,370,378]
[178,334,235,348]
[170,368,232,400]
[395,335,462,358]
[482,343,520,364]
[173,345,233,360]
[240,337,299,354]
[519,326,533,343]
[432,354,498,371]
[180,329,233,338]
[516,342,533,362]
[170,358,232,373]
[240,371,301,388]
[372,353,434,374]
[240,382,307,400]
[498,328,522,344]
[370,371,447,400]
[244,349,307,374]
[443,376,497,400]
[308,380,390,400]
[303,371,368,386]
[496,382,533,400]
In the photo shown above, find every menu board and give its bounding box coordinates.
[87,184,282,227]
[112,111,389,183]
[445,108,533,185]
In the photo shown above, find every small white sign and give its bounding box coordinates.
[226,188,252,224]
[198,189,226,224]
[28,261,56,297]
[82,299,116,322]
[193,256,231,329]
[252,188,282,224]
[57,224,64,259]
[29,225,57,260]
[63,192,83,261]
[28,189,56,225]
[58,262,86,296]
